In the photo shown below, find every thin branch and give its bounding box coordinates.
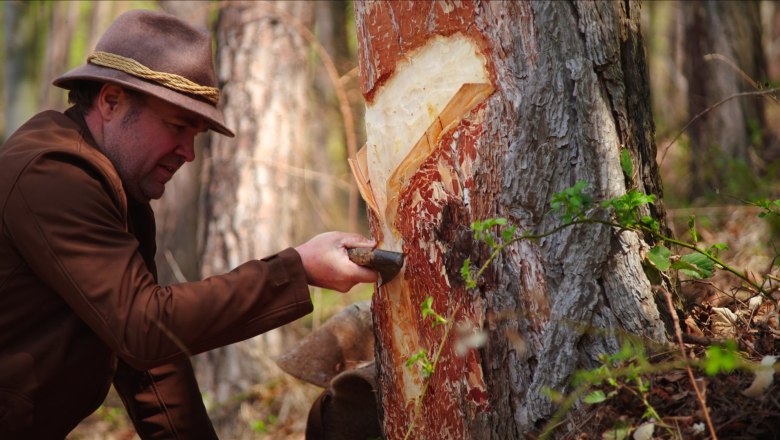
[704,54,780,105]
[660,88,780,167]
[404,303,462,440]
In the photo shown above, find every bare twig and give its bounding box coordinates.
[704,54,780,105]
[661,287,718,440]
[660,88,780,167]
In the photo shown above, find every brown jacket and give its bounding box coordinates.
[0,108,313,438]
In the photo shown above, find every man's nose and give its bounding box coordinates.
[175,137,196,162]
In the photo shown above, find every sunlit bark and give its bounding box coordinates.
[197,1,315,436]
[354,1,668,437]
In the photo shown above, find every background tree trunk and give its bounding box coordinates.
[196,1,316,436]
[354,1,668,438]
[37,1,78,111]
[3,0,41,139]
[681,0,775,200]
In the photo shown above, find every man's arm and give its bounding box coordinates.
[6,154,312,370]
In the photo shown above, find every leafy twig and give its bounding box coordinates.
[404,303,462,440]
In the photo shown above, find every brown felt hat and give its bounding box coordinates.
[53,9,234,137]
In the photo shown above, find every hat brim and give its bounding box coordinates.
[53,64,235,138]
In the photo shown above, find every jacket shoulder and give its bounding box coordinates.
[0,111,126,214]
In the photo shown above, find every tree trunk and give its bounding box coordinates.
[38,1,78,111]
[2,0,40,139]
[197,1,315,436]
[353,1,668,438]
[681,0,774,200]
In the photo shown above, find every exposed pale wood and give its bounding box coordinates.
[348,144,379,217]
[384,82,494,237]
[355,1,670,438]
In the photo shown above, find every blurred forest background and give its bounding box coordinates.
[1,1,779,439]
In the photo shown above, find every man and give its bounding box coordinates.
[0,9,377,439]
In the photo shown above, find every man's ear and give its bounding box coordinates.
[95,83,125,121]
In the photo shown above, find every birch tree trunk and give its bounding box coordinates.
[196,1,315,435]
[353,1,669,438]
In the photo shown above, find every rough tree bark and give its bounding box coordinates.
[196,1,315,436]
[353,1,669,438]
[681,0,775,200]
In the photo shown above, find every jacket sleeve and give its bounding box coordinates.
[5,153,313,370]
[113,358,218,440]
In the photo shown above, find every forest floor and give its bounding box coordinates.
[561,206,780,440]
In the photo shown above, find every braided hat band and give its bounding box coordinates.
[87,51,220,105]
[54,10,233,136]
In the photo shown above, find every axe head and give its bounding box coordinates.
[347,247,404,286]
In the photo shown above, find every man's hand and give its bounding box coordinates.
[295,232,379,292]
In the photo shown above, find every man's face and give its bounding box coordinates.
[101,92,207,202]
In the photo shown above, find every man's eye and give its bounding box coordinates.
[168,123,185,133]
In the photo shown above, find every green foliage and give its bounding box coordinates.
[550,180,593,223]
[707,242,729,256]
[687,215,698,244]
[471,217,517,249]
[420,296,447,327]
[457,182,776,439]
[620,149,634,180]
[674,253,715,279]
[583,389,609,404]
[602,190,657,228]
[753,198,780,219]
[647,245,672,271]
[405,349,434,378]
[460,258,476,289]
[703,340,740,376]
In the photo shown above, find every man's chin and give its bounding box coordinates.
[138,185,165,202]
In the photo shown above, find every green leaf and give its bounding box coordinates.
[501,225,517,243]
[647,245,671,271]
[461,258,476,289]
[420,296,434,313]
[602,424,632,440]
[673,253,714,279]
[620,149,633,179]
[584,390,608,404]
[550,180,593,222]
[704,341,739,376]
[751,198,780,219]
[687,215,698,244]
[707,243,728,256]
[406,349,429,368]
[640,215,660,233]
[420,296,447,327]
[602,190,656,227]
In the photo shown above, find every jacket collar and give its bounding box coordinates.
[64,106,101,151]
